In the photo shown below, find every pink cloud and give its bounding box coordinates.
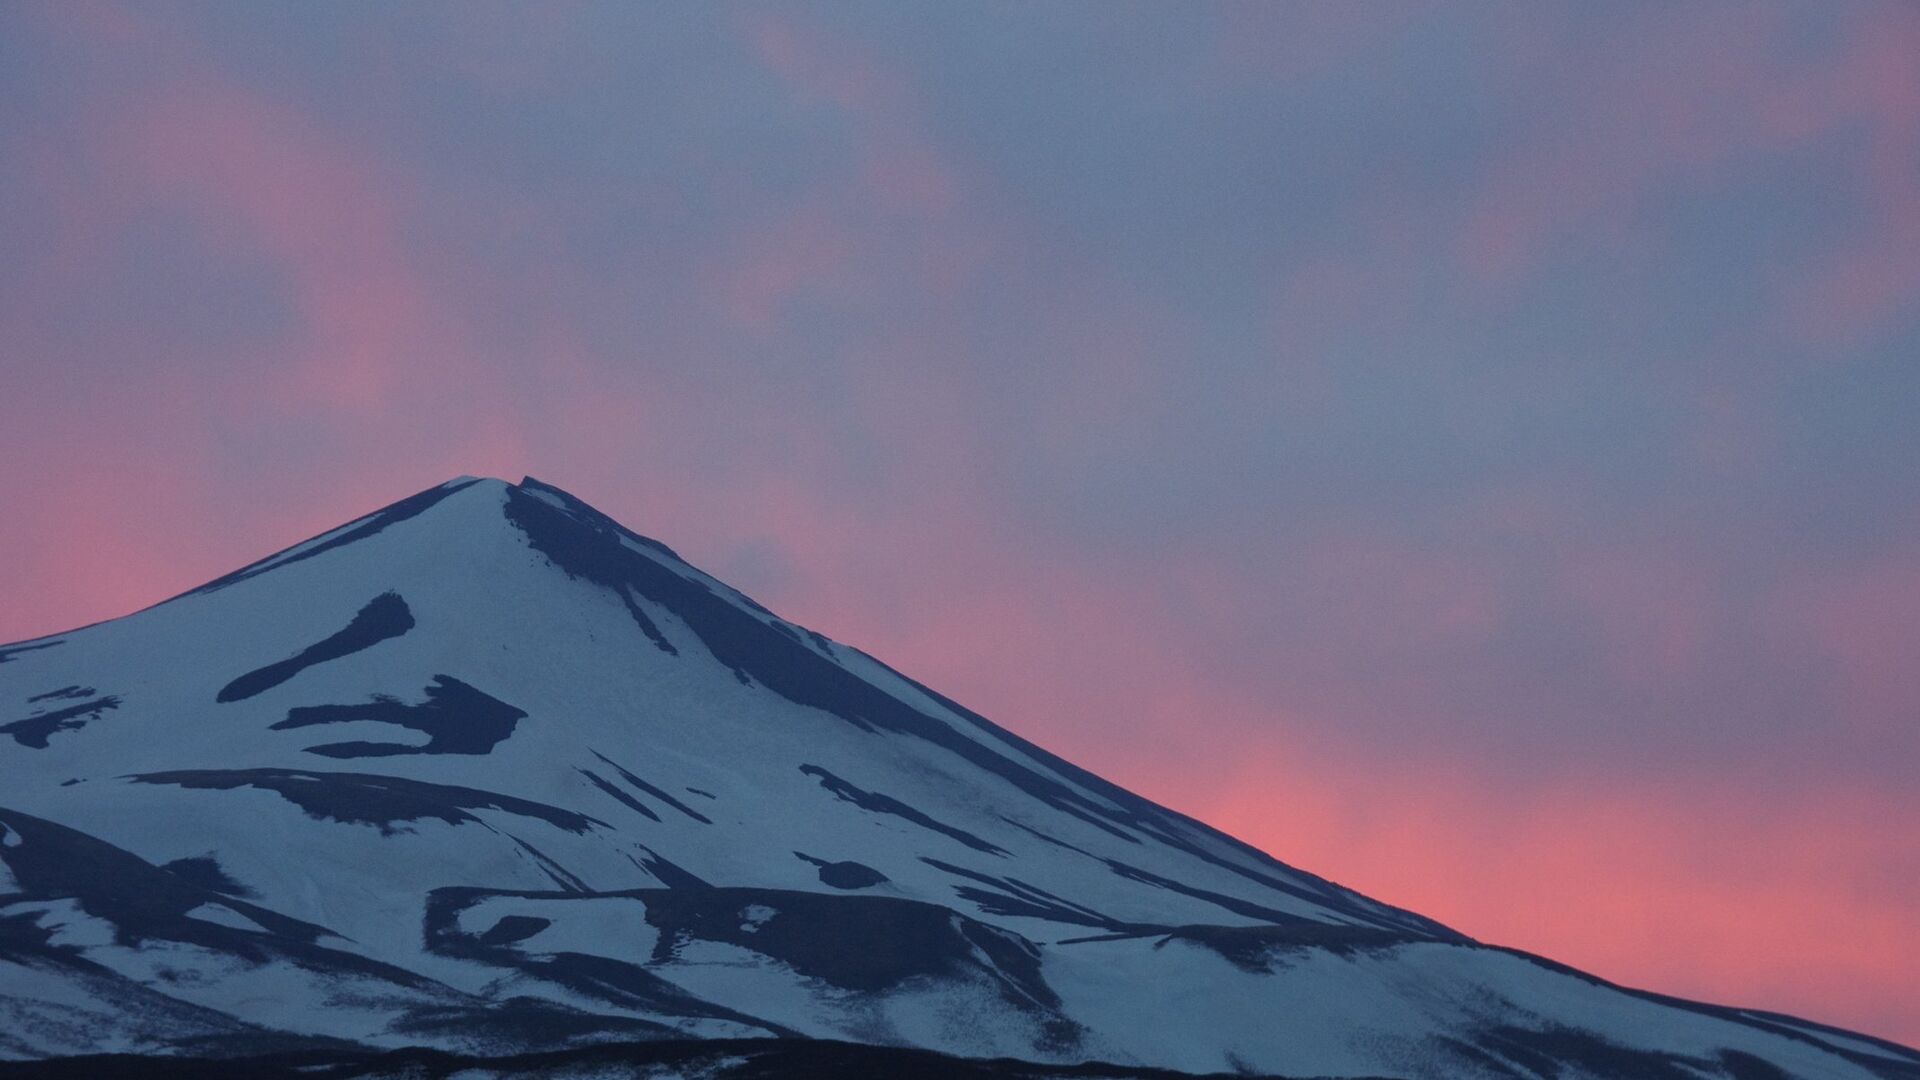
[699,198,863,333]
[1769,541,1920,741]
[736,10,969,221]
[108,87,451,411]
[1213,6,1429,87]
[0,404,222,637]
[1454,2,1920,350]
[735,11,907,118]
[1561,551,1712,686]
[20,2,478,421]
[1291,536,1501,651]
[1196,751,1920,1047]
[1456,6,1791,284]
[1780,7,1920,345]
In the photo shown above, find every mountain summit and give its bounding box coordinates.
[1,477,1913,1078]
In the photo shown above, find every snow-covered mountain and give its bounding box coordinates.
[1,476,1913,1079]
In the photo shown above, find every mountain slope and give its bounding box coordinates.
[1,476,1913,1079]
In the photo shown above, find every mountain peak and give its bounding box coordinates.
[147,474,684,617]
[1,479,1914,1077]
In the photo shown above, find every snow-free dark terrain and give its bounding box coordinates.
[1,477,1913,1078]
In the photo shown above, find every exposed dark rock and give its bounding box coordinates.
[793,851,888,890]
[0,640,64,664]
[3,695,120,749]
[128,769,605,835]
[590,750,711,823]
[160,854,254,898]
[272,674,525,757]
[800,764,1006,856]
[218,593,414,704]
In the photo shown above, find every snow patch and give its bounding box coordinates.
[182,903,269,934]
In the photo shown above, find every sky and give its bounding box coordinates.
[1,0,1916,1048]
